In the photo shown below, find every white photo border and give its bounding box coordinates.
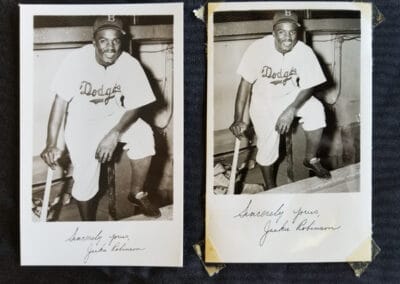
[206,1,372,263]
[20,3,183,266]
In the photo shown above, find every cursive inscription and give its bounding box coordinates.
[296,219,341,232]
[84,242,107,264]
[66,227,145,264]
[66,227,103,245]
[234,200,284,223]
[233,200,342,247]
[259,220,290,246]
[292,207,319,224]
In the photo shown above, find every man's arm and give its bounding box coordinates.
[229,78,252,139]
[95,108,141,163]
[40,95,68,169]
[275,87,313,134]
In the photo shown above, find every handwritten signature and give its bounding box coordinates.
[233,200,342,247]
[66,227,145,263]
[259,218,341,246]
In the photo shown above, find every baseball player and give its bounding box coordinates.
[230,10,331,190]
[40,16,161,220]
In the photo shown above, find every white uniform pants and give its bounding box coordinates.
[250,92,326,166]
[65,114,155,201]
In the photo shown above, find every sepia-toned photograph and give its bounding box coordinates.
[212,8,362,195]
[206,1,372,263]
[21,4,183,266]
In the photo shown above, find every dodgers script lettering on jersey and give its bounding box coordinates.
[80,80,122,106]
[261,66,298,86]
[237,35,326,97]
[51,44,156,116]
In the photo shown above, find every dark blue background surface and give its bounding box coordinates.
[0,0,398,282]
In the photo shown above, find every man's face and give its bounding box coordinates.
[273,22,298,54]
[93,29,122,66]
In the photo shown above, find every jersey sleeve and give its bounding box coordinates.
[297,46,327,90]
[236,41,259,84]
[49,50,78,102]
[122,56,156,110]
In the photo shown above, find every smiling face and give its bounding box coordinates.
[273,22,298,54]
[93,29,122,67]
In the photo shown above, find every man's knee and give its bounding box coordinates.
[122,119,156,159]
[300,98,326,131]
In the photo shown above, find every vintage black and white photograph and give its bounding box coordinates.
[32,14,175,222]
[212,8,362,195]
[21,4,183,266]
[206,2,371,263]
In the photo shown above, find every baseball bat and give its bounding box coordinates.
[40,167,54,222]
[227,138,240,194]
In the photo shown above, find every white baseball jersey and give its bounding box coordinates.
[237,35,327,166]
[51,44,156,201]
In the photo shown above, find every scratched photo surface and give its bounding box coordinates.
[206,1,372,263]
[21,4,183,266]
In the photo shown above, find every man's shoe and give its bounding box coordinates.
[128,192,161,218]
[303,158,332,179]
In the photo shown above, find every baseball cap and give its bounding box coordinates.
[93,16,126,35]
[273,10,301,27]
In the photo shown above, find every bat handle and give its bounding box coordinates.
[40,167,54,222]
[227,138,240,194]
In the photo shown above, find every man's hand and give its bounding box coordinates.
[95,130,120,163]
[275,107,296,134]
[40,146,62,170]
[229,121,247,139]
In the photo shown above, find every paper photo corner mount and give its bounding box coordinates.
[193,240,226,277]
[348,238,381,277]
